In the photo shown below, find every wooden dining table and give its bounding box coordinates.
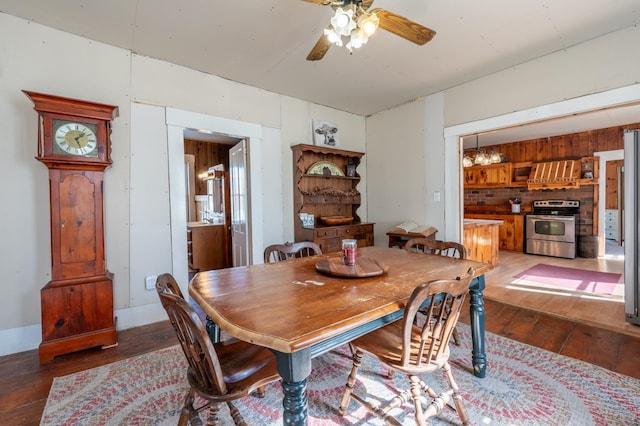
[189,246,492,425]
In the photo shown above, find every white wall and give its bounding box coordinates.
[0,13,364,356]
[366,24,640,246]
[365,100,428,246]
[444,25,640,127]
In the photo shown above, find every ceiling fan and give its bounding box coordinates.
[301,0,436,61]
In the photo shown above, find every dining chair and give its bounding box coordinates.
[155,273,280,425]
[404,237,467,346]
[338,268,475,426]
[263,241,322,263]
[404,237,467,259]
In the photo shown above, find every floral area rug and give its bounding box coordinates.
[41,323,640,425]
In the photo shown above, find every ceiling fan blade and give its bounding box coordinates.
[307,32,332,61]
[298,0,332,4]
[361,0,375,9]
[372,9,436,45]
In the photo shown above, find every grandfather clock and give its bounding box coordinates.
[24,90,119,362]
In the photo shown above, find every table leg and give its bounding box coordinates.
[274,349,312,425]
[468,275,486,378]
[205,316,221,343]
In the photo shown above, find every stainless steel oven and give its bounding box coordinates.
[525,200,580,259]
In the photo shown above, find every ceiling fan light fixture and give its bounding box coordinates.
[330,7,356,36]
[358,12,379,37]
[324,27,343,46]
[347,28,368,51]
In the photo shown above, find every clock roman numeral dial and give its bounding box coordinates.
[52,121,99,157]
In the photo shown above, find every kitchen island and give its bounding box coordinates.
[463,219,503,266]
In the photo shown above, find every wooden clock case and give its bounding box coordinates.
[24,90,119,362]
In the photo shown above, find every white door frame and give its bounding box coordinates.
[165,108,264,291]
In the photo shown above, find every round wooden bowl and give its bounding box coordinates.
[320,216,354,225]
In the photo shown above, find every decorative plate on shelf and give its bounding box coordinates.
[307,161,344,176]
[320,216,353,225]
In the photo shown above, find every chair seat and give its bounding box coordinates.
[352,321,450,376]
[187,339,279,403]
[217,339,276,383]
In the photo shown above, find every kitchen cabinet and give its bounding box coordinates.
[463,157,598,190]
[464,163,513,187]
[463,219,502,266]
[465,213,525,252]
[291,144,374,252]
[187,222,227,271]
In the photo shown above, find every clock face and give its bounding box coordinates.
[53,120,99,157]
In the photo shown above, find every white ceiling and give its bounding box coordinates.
[2,0,639,145]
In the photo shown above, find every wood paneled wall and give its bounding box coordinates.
[463,122,640,239]
[464,123,639,162]
[184,139,231,195]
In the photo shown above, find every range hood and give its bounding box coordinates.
[527,159,581,190]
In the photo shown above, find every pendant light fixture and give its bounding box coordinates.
[474,134,490,165]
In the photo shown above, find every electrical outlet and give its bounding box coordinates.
[433,191,441,202]
[145,275,157,291]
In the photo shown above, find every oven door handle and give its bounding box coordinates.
[527,215,575,222]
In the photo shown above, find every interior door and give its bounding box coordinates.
[184,154,196,222]
[229,139,249,266]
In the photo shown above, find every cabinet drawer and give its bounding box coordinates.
[606,222,618,230]
[359,224,374,234]
[315,228,338,239]
[605,230,618,239]
[337,225,359,237]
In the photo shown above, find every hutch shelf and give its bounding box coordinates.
[291,144,374,253]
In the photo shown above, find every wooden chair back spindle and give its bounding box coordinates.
[401,271,473,368]
[264,241,322,263]
[404,237,467,259]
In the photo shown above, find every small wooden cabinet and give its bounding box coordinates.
[291,144,374,252]
[187,222,227,271]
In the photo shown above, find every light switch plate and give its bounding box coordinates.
[145,275,157,291]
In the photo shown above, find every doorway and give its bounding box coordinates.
[165,107,264,292]
[596,149,625,258]
[184,135,237,273]
[444,84,640,327]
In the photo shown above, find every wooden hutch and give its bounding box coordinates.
[291,144,374,253]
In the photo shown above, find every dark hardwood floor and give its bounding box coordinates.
[2,299,639,425]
